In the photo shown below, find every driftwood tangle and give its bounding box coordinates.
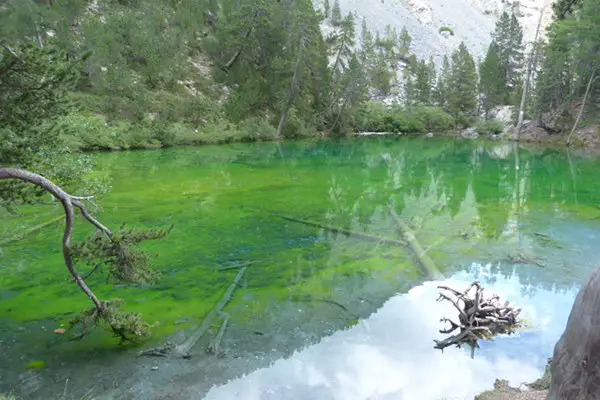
[434,281,521,352]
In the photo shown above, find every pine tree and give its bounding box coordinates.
[331,0,342,26]
[491,12,524,104]
[405,58,436,105]
[323,0,330,18]
[448,42,478,125]
[479,41,504,117]
[434,55,451,109]
[398,27,412,57]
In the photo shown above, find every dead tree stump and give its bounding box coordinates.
[548,267,600,399]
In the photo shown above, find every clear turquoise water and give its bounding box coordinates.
[1,137,600,398]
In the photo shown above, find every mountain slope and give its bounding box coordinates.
[338,0,552,62]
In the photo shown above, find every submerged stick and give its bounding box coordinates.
[207,311,230,356]
[250,207,406,247]
[388,207,444,279]
[217,259,267,271]
[176,267,246,357]
[0,215,63,246]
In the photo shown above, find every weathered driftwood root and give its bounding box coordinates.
[434,281,521,353]
[175,266,246,357]
[388,207,444,280]
[251,207,407,247]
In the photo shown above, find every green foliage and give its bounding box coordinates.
[490,12,524,105]
[438,26,454,36]
[331,0,342,25]
[71,224,171,284]
[323,0,331,18]
[405,106,455,132]
[479,42,504,116]
[448,42,479,126]
[237,116,278,140]
[356,102,454,133]
[475,119,504,135]
[69,299,153,343]
[434,55,451,109]
[405,57,436,105]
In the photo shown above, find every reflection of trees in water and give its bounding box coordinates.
[302,139,594,292]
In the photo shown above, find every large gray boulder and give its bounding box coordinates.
[548,266,600,399]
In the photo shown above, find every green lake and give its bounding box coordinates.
[1,137,600,399]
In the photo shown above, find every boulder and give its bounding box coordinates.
[548,266,600,399]
[540,103,576,133]
[488,106,515,126]
[460,127,478,139]
[518,122,551,142]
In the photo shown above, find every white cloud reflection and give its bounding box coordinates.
[203,263,577,400]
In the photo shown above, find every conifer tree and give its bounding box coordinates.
[331,0,342,26]
[434,55,451,110]
[491,12,524,104]
[479,42,504,117]
[448,42,478,125]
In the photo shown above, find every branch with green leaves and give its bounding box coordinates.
[0,167,171,343]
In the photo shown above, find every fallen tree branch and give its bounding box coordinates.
[434,281,521,354]
[0,168,103,310]
[250,207,407,247]
[0,168,164,342]
[389,207,444,279]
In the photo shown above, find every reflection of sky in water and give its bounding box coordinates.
[203,263,578,400]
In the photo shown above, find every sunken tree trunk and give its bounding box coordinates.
[548,266,600,399]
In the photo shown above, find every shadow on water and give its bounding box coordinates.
[0,137,599,399]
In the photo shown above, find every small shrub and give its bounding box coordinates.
[439,26,454,36]
[282,108,313,138]
[405,106,455,132]
[475,119,505,136]
[237,116,277,140]
[356,102,455,134]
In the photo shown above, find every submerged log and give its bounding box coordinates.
[388,207,444,279]
[434,281,521,353]
[0,215,63,246]
[175,266,246,357]
[252,207,407,247]
[548,266,600,399]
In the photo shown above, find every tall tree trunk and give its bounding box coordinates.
[328,96,349,134]
[276,34,305,138]
[548,266,600,399]
[516,8,544,138]
[221,27,254,72]
[567,70,595,146]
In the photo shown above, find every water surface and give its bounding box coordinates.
[1,137,599,399]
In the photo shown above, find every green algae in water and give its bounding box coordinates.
[2,138,600,353]
[25,360,46,369]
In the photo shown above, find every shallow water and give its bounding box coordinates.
[202,264,576,400]
[1,137,599,399]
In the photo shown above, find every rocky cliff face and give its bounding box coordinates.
[338,0,552,62]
